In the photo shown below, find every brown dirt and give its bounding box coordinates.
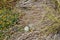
[8,0,59,40]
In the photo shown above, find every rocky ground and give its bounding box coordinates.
[6,0,60,40]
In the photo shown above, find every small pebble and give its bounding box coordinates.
[24,26,30,32]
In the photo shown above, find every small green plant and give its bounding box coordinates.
[0,0,19,40]
[0,8,19,30]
